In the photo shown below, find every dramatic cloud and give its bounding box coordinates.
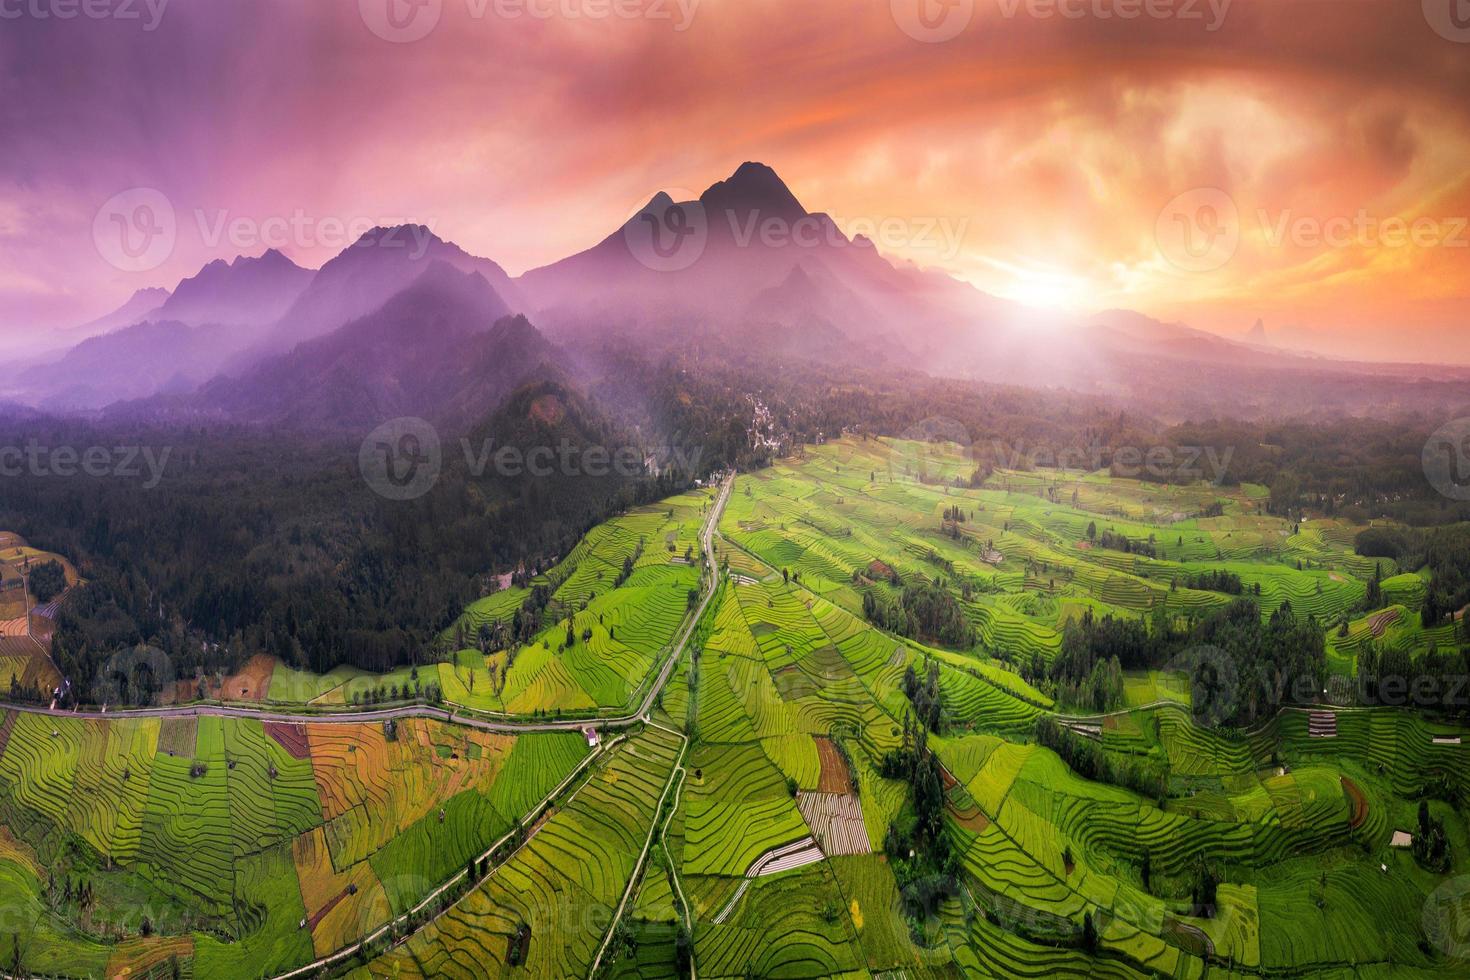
[1,0,1466,360]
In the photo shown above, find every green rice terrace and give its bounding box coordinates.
[2,438,1469,978]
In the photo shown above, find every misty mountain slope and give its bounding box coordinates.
[189,262,554,430]
[156,248,313,327]
[18,319,240,412]
[15,251,316,411]
[246,225,526,361]
[67,286,170,338]
[517,163,997,359]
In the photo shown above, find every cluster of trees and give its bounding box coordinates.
[1413,799,1452,872]
[1356,638,1470,714]
[1190,859,1221,918]
[901,657,944,733]
[862,580,974,649]
[1034,716,1169,801]
[1181,570,1243,595]
[1028,597,1330,728]
[1094,528,1156,558]
[27,559,65,603]
[1188,599,1326,728]
[1042,611,1131,712]
[1358,523,1470,628]
[880,713,958,938]
[614,537,645,588]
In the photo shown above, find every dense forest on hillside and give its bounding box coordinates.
[3,349,1466,701]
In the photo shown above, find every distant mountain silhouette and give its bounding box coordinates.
[249,225,524,360]
[157,248,312,327]
[66,286,170,338]
[516,162,1011,368]
[20,319,239,411]
[18,251,314,410]
[22,160,1470,426]
[174,262,552,430]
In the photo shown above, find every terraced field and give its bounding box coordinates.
[0,713,588,978]
[353,724,684,979]
[3,452,1466,978]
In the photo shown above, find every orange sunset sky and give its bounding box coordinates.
[1,0,1467,361]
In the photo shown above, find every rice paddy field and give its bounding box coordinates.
[608,438,1467,979]
[0,530,79,699]
[0,710,588,978]
[5,444,1469,977]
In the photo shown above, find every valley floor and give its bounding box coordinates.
[2,443,1468,978]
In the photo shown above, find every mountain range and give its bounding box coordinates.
[9,162,1470,427]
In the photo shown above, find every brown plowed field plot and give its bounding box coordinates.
[948,798,991,833]
[264,721,312,760]
[104,936,195,979]
[814,737,852,793]
[797,792,869,855]
[168,654,280,704]
[222,654,276,701]
[1342,777,1368,830]
[1368,608,1400,638]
